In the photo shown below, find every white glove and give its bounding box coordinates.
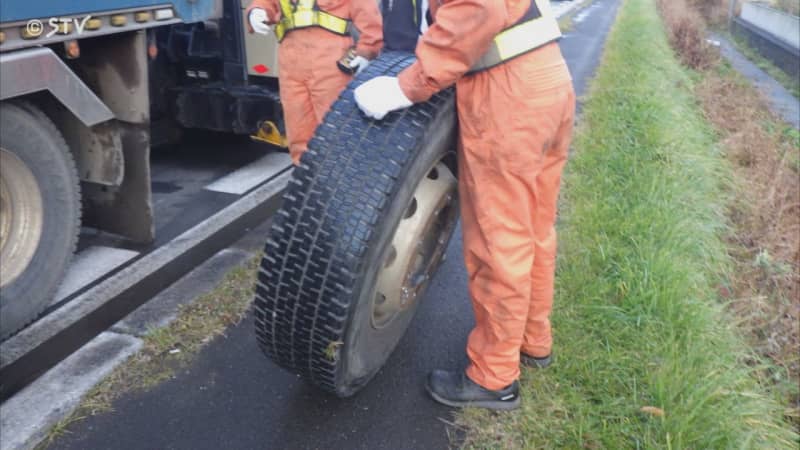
[249,8,271,34]
[354,76,413,120]
[348,55,370,75]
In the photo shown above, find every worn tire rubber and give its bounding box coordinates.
[254,51,458,397]
[0,101,81,341]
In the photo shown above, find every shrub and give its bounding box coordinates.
[658,0,720,70]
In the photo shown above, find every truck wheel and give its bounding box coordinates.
[0,102,81,341]
[254,52,459,397]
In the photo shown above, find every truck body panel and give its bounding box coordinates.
[239,0,279,77]
[0,47,114,125]
[0,0,220,24]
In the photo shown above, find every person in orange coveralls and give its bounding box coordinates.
[247,0,383,165]
[355,0,574,410]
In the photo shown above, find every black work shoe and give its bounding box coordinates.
[426,369,520,410]
[520,353,552,369]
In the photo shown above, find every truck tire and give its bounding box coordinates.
[254,51,459,397]
[0,102,81,341]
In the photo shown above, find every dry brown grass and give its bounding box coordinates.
[659,0,800,427]
[697,69,800,390]
[689,0,731,25]
[658,0,720,70]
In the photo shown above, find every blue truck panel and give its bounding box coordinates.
[0,0,219,24]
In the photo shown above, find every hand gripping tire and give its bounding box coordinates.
[254,52,460,397]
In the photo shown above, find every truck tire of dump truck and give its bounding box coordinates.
[0,102,81,341]
[254,51,459,397]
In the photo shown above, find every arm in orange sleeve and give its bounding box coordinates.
[350,0,384,59]
[397,0,508,102]
[245,0,281,32]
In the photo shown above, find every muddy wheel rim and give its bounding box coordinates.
[372,161,459,329]
[0,148,44,287]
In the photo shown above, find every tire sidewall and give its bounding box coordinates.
[0,102,80,339]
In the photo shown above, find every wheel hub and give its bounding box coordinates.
[372,161,458,329]
[0,148,44,287]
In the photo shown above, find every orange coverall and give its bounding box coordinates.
[398,0,575,390]
[247,0,383,164]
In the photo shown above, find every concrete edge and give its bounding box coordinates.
[1,245,260,450]
[111,247,254,337]
[0,332,143,450]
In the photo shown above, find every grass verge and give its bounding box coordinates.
[694,62,800,425]
[37,255,259,449]
[455,0,798,447]
[659,0,799,428]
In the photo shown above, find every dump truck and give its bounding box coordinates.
[1,0,459,396]
[0,0,286,339]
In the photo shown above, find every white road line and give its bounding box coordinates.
[53,246,140,306]
[205,152,292,195]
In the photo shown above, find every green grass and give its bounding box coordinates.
[456,0,799,447]
[726,31,800,99]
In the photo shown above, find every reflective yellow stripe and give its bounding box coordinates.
[274,0,351,41]
[494,16,561,60]
[317,12,349,33]
[469,0,561,73]
[279,0,294,22]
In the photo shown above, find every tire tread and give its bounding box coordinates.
[253,52,454,394]
[0,101,81,340]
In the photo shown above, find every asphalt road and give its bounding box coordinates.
[50,1,621,448]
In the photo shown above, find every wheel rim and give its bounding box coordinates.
[0,148,44,287]
[371,161,459,329]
